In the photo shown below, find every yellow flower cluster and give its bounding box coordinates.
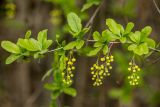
[90,55,114,86]
[127,62,141,86]
[62,57,76,84]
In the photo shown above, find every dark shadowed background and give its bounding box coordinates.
[0,0,160,107]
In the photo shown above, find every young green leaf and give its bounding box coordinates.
[51,90,61,100]
[76,40,84,49]
[129,31,141,43]
[64,41,77,50]
[67,12,82,33]
[44,83,60,91]
[63,87,77,97]
[54,69,62,83]
[59,55,66,71]
[101,30,108,41]
[117,24,124,33]
[17,38,41,51]
[93,42,103,47]
[5,54,21,64]
[25,30,31,39]
[119,37,126,43]
[104,30,118,42]
[29,38,41,51]
[134,43,149,55]
[81,1,100,12]
[128,44,137,51]
[124,22,134,34]
[78,27,90,38]
[93,31,101,41]
[106,18,120,35]
[87,47,102,56]
[144,38,155,48]
[37,29,47,49]
[43,40,53,49]
[1,41,21,54]
[102,45,108,55]
[141,26,152,37]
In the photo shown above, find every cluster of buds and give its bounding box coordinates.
[127,62,141,86]
[62,56,76,84]
[90,55,114,86]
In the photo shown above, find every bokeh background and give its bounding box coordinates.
[0,0,160,107]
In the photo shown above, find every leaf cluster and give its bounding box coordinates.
[1,30,53,64]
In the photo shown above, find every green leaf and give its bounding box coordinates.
[124,22,134,34]
[134,43,149,55]
[128,44,137,51]
[29,38,41,50]
[93,31,101,41]
[81,1,100,12]
[102,45,108,55]
[44,83,60,91]
[63,88,77,97]
[119,37,126,43]
[129,31,141,43]
[141,26,152,37]
[117,24,124,33]
[25,30,31,39]
[5,54,21,64]
[37,30,47,48]
[67,12,82,33]
[106,18,121,35]
[104,30,118,42]
[54,69,62,83]
[87,47,102,56]
[17,38,41,51]
[93,42,103,47]
[76,40,84,49]
[101,30,109,42]
[43,40,53,49]
[64,41,77,50]
[1,41,21,54]
[59,55,66,71]
[51,90,61,100]
[144,38,155,48]
[78,27,90,38]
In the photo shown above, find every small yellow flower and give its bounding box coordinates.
[100,57,105,61]
[110,55,114,59]
[67,67,71,71]
[109,66,112,69]
[106,56,109,60]
[68,61,72,65]
[110,59,114,62]
[72,66,75,70]
[91,67,94,70]
[128,68,131,71]
[129,62,132,65]
[72,58,76,62]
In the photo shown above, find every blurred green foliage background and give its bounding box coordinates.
[0,0,160,107]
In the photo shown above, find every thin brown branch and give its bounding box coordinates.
[85,3,102,28]
[153,0,160,15]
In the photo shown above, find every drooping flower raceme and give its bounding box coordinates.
[127,61,141,86]
[90,55,114,86]
[62,55,76,85]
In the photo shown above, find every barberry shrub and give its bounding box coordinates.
[1,12,157,106]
